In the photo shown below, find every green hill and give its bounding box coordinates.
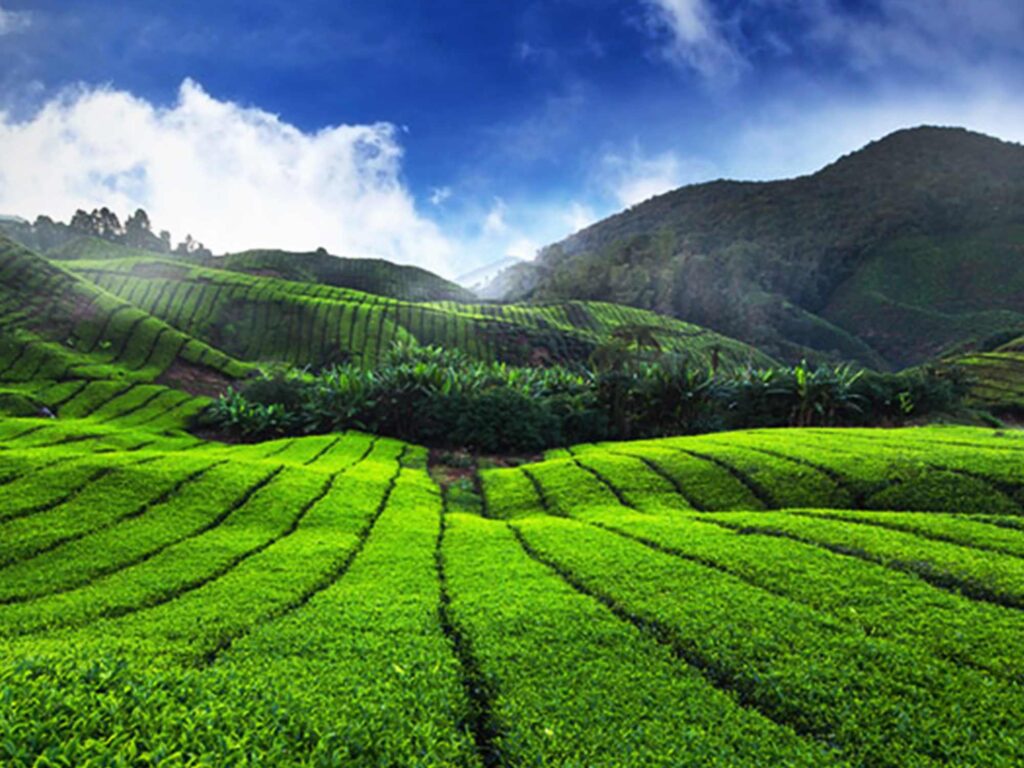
[45,236,164,263]
[949,334,1024,414]
[4,226,1024,766]
[0,235,247,387]
[63,252,771,370]
[0,235,253,427]
[45,237,477,303]
[200,248,477,302]
[500,126,1024,369]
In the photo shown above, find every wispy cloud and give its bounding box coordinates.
[0,79,459,275]
[726,87,1024,182]
[429,186,452,206]
[640,0,744,82]
[640,0,1024,86]
[0,4,30,36]
[483,198,509,235]
[801,0,1024,76]
[599,144,716,207]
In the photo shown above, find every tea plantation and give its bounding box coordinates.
[954,334,1024,414]
[3,233,1024,765]
[63,249,769,370]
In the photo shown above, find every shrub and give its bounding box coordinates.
[200,344,969,451]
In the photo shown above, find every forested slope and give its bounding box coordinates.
[500,127,1024,368]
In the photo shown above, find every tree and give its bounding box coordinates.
[69,209,94,235]
[30,215,64,251]
[174,234,196,255]
[124,208,151,245]
[93,207,123,240]
[124,208,165,251]
[174,234,212,258]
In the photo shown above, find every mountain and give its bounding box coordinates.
[455,256,523,297]
[498,127,1024,368]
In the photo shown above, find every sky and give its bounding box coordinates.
[0,0,1022,279]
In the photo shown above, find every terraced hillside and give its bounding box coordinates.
[62,252,770,369]
[43,236,477,303]
[955,334,1024,414]
[3,407,1024,764]
[198,248,477,303]
[0,236,250,426]
[5,228,1024,765]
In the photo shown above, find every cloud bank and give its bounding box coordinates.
[0,79,457,274]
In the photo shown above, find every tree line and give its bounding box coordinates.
[0,207,211,257]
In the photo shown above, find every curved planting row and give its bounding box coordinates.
[68,255,769,369]
[6,415,1024,764]
[0,238,246,387]
[0,433,489,765]
[508,515,1024,766]
[469,424,1024,762]
[955,350,1024,411]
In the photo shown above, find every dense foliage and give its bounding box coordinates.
[500,127,1024,367]
[201,343,969,451]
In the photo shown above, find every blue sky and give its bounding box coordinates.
[0,0,1022,277]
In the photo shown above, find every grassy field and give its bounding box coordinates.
[2,404,1024,765]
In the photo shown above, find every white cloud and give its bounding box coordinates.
[440,195,600,270]
[483,197,509,235]
[504,236,539,261]
[641,0,1024,86]
[429,185,452,206]
[0,79,458,275]
[0,4,30,36]
[599,145,716,208]
[641,0,744,81]
[563,202,598,233]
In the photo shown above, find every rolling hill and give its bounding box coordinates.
[0,236,248,421]
[951,333,1024,415]
[42,236,477,303]
[0,233,772,423]
[200,248,477,303]
[497,126,1024,369]
[57,250,771,371]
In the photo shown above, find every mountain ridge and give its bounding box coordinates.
[497,126,1024,368]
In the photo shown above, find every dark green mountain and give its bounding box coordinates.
[197,248,476,303]
[499,127,1024,368]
